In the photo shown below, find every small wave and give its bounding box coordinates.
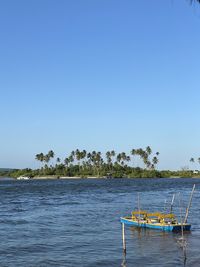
[0,219,28,225]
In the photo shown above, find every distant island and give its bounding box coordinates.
[1,147,199,179]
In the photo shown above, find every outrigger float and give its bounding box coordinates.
[120,184,195,232]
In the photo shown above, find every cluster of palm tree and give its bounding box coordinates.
[131,146,159,169]
[190,157,200,164]
[62,147,159,171]
[35,150,55,166]
[35,146,160,177]
[63,150,107,176]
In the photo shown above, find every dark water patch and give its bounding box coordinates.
[0,218,29,225]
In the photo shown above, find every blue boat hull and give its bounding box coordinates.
[120,217,191,232]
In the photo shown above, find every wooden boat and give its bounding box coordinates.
[120,211,191,232]
[121,184,195,232]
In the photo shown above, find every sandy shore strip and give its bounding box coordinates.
[32,176,100,179]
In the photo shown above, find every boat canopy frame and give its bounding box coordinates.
[131,211,175,219]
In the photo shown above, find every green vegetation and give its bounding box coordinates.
[2,147,199,179]
[0,168,16,177]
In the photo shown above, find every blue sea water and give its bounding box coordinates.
[0,178,199,267]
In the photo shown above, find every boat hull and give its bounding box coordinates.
[120,217,191,232]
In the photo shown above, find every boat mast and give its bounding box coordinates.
[170,194,175,214]
[163,199,167,213]
[184,184,195,224]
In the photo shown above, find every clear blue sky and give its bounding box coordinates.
[1,0,200,170]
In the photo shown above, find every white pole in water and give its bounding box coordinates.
[122,223,126,255]
[179,193,184,240]
[138,192,141,222]
[184,184,195,224]
[178,192,187,251]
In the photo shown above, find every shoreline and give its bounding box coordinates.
[1,176,200,180]
[20,176,102,180]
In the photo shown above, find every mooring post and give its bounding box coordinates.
[184,184,195,224]
[122,223,126,255]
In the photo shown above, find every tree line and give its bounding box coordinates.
[9,146,163,178]
[4,145,200,178]
[33,146,160,177]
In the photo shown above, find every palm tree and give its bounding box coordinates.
[146,161,151,169]
[131,148,144,168]
[35,153,44,163]
[87,152,92,164]
[44,154,50,164]
[75,149,80,161]
[143,156,149,169]
[106,151,112,170]
[142,152,149,169]
[111,150,115,157]
[131,149,136,167]
[90,151,97,174]
[146,146,152,156]
[46,150,54,168]
[136,148,148,169]
[69,155,74,164]
[75,149,81,172]
[190,157,195,163]
[64,157,70,167]
[48,150,54,159]
[91,151,102,177]
[106,151,111,163]
[35,153,47,175]
[126,155,131,163]
[190,157,195,172]
[152,157,159,168]
[131,149,136,156]
[71,150,75,157]
[110,150,116,164]
[121,152,127,167]
[80,150,87,171]
[109,150,116,173]
[82,150,87,160]
[116,153,122,165]
[68,151,75,164]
